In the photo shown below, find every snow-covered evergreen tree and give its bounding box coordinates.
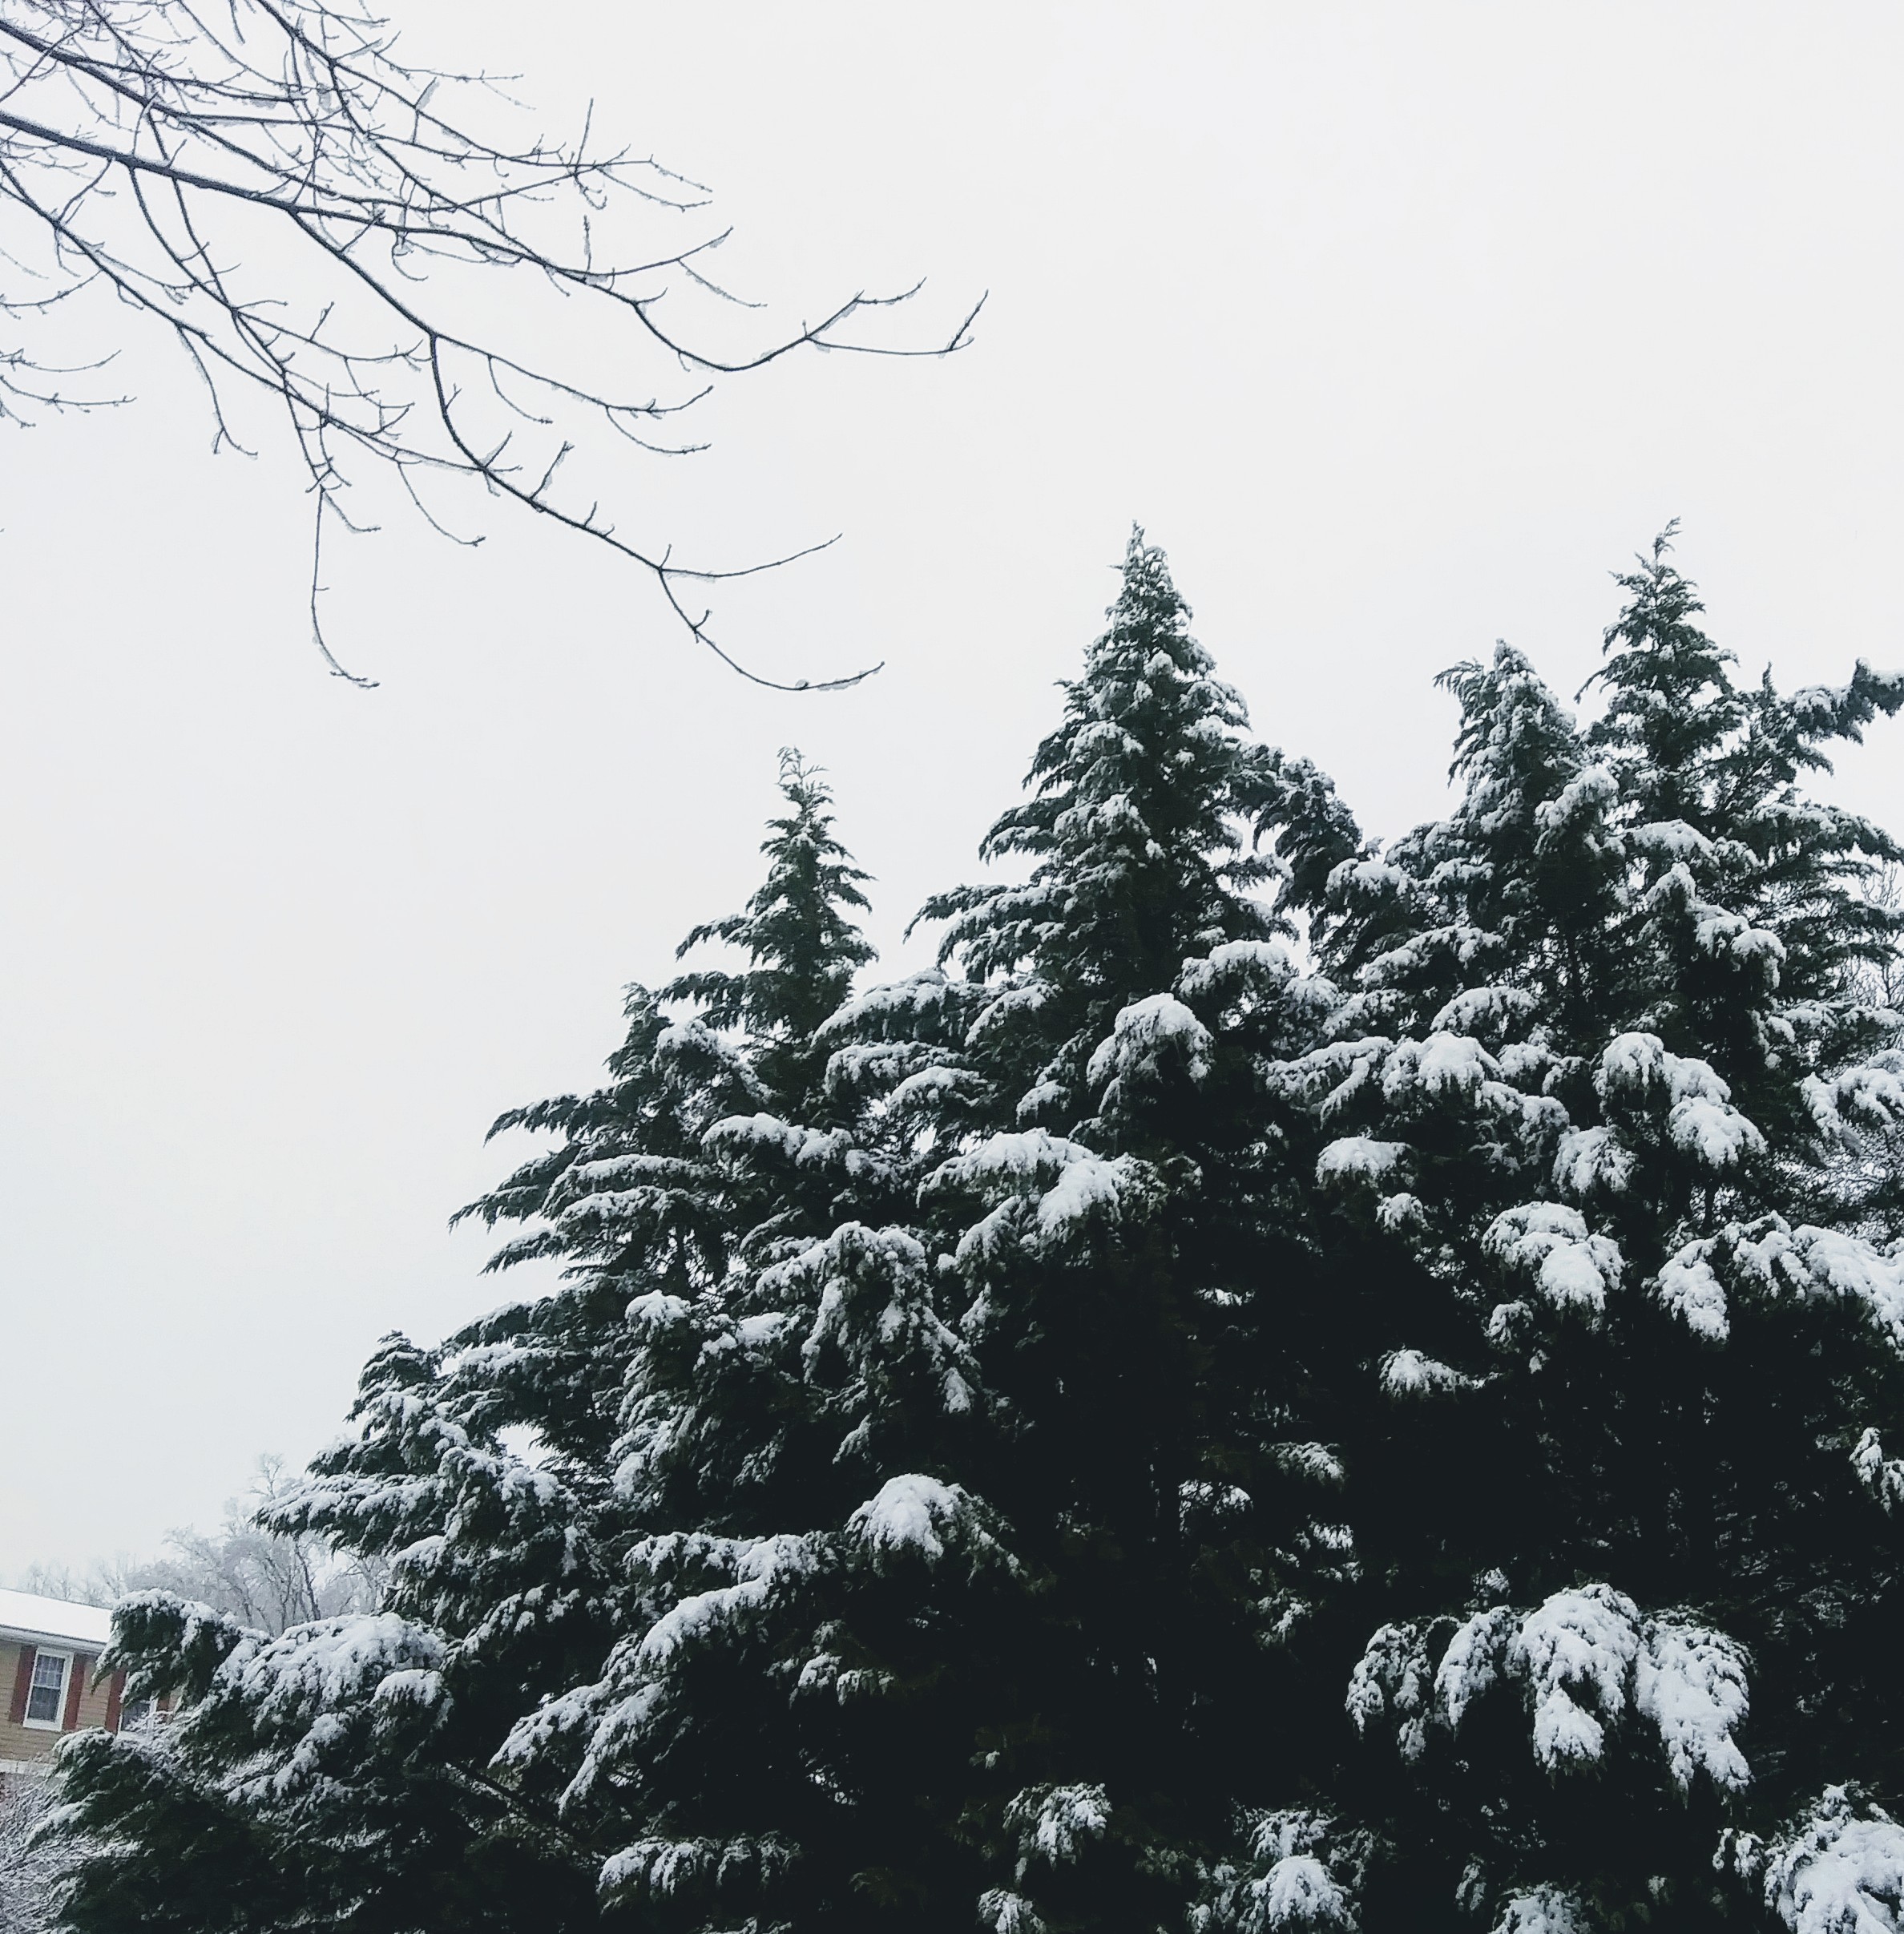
[877,529,1357,1927]
[1311,531,1904,1927]
[46,751,888,1934]
[917,527,1288,1124]
[668,748,877,1119]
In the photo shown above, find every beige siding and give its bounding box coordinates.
[1,1639,119,1769]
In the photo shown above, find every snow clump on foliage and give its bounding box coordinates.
[847,1473,981,1563]
[1378,1350,1478,1399]
[1005,1783,1111,1875]
[1353,1585,1750,1791]
[1483,1203,1624,1322]
[1489,1887,1591,1934]
[1087,991,1213,1090]
[1730,1787,1904,1933]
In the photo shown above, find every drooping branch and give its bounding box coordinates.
[0,0,980,687]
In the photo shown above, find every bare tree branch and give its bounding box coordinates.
[0,0,980,688]
[0,1776,59,1934]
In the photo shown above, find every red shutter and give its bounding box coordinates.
[63,1653,90,1730]
[103,1669,124,1734]
[8,1645,34,1725]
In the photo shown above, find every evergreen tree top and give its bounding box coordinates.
[918,529,1284,1122]
[1587,522,1904,838]
[450,749,877,1287]
[975,527,1264,892]
[668,748,874,1052]
[1586,523,1747,822]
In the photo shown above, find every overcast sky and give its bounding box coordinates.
[6,0,1904,1577]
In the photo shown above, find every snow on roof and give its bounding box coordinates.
[0,1588,115,1650]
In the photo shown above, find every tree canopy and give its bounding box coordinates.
[46,531,1904,1933]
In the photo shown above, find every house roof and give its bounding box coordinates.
[0,1588,115,1651]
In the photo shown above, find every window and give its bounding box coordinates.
[24,1650,71,1728]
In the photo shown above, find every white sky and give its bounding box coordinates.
[6,0,1904,1575]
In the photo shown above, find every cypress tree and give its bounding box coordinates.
[49,751,885,1934]
[1312,533,1904,1928]
[894,529,1355,1928]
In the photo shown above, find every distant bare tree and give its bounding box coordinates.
[0,0,977,686]
[16,1456,384,1637]
[1850,861,1904,1012]
[0,1777,57,1934]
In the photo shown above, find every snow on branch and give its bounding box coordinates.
[1487,1888,1591,1934]
[1596,1032,1768,1174]
[1648,1217,1904,1355]
[929,1129,1163,1265]
[1482,1203,1624,1326]
[1728,1787,1904,1934]
[1349,1586,1752,1797]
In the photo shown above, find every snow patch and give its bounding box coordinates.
[1380,1350,1478,1397]
[1734,1787,1904,1934]
[228,1614,444,1722]
[1431,985,1538,1040]
[1316,1137,1409,1189]
[1402,1588,1753,1791]
[1534,765,1616,838]
[1656,1238,1731,1342]
[1345,1622,1434,1762]
[1805,1059,1904,1142]
[818,968,957,1040]
[932,1130,1160,1258]
[1511,1585,1642,1769]
[1087,991,1215,1092]
[634,1535,816,1667]
[1635,1620,1751,1793]
[846,1473,972,1562]
[979,1890,1047,1934]
[1270,1443,1346,1488]
[1595,1033,1766,1172]
[1552,1126,1636,1201]
[1669,1095,1767,1170]
[1484,1204,1624,1322]
[1436,1605,1517,1730]
[1382,1032,1499,1104]
[1852,1428,1904,1513]
[1662,1219,1904,1352]
[1630,819,1715,863]
[1491,1887,1591,1934]
[1254,1855,1356,1929]
[1176,939,1299,1004]
[1006,1783,1111,1873]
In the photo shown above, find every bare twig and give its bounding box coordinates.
[0,0,980,688]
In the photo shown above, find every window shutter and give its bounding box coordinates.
[63,1653,91,1730]
[104,1669,124,1734]
[9,1645,35,1726]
